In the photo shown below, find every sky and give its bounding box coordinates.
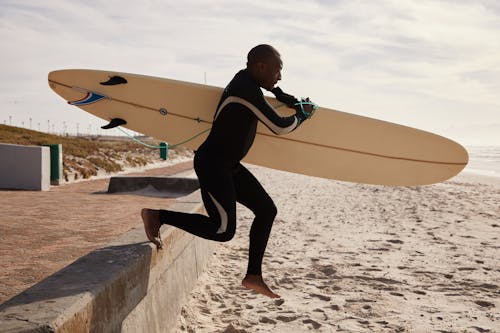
[0,0,499,145]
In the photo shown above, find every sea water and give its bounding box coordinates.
[465,146,500,178]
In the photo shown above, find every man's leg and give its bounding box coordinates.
[142,164,237,247]
[233,164,280,298]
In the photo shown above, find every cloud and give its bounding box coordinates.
[0,0,499,144]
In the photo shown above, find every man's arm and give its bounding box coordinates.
[272,87,316,125]
[221,84,299,135]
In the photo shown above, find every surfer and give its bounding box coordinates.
[142,44,315,298]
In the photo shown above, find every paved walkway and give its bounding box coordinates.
[0,161,194,304]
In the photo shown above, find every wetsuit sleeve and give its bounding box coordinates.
[271,87,299,107]
[231,84,300,135]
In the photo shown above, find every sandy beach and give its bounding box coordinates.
[175,167,499,333]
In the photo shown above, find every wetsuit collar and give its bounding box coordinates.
[241,68,261,89]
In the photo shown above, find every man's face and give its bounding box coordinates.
[258,55,283,90]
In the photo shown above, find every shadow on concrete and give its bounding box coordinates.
[0,241,154,332]
[102,177,200,198]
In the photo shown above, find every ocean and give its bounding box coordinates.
[465,146,500,178]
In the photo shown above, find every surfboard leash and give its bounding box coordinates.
[115,100,294,156]
[116,126,211,159]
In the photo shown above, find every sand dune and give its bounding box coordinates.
[175,167,499,332]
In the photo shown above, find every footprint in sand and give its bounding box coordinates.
[221,324,249,333]
[469,326,492,332]
[474,300,495,308]
[302,318,322,329]
[309,293,332,301]
[361,267,383,272]
[368,247,391,252]
[330,304,341,311]
[305,272,320,279]
[314,264,337,276]
[210,292,224,303]
[389,292,405,298]
[259,316,277,324]
[276,315,299,323]
[274,299,285,306]
[279,276,296,289]
[457,267,477,271]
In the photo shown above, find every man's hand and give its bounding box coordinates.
[272,87,317,123]
[295,97,318,123]
[301,98,315,114]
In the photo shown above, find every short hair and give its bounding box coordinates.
[247,44,280,66]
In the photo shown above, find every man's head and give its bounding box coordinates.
[247,44,282,91]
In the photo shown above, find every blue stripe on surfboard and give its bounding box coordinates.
[68,92,107,106]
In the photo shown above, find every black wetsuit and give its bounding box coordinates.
[159,69,304,275]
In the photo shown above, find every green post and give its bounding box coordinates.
[43,144,63,185]
[159,142,168,160]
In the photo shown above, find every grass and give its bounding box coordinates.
[0,124,100,156]
[0,124,181,181]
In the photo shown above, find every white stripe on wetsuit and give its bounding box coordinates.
[215,96,298,135]
[208,192,228,234]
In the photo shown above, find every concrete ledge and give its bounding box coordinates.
[0,190,213,333]
[0,143,50,191]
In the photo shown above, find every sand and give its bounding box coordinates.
[175,167,499,333]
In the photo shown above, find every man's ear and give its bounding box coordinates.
[256,62,267,73]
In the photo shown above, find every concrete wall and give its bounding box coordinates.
[0,143,50,191]
[0,191,213,333]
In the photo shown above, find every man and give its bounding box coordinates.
[142,44,315,298]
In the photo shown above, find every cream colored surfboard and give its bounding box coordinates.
[48,69,468,186]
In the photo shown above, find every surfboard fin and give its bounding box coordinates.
[100,76,128,86]
[101,118,127,129]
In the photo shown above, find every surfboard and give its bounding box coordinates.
[48,69,468,186]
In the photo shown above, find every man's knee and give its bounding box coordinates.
[217,228,236,242]
[269,202,278,219]
[259,201,277,220]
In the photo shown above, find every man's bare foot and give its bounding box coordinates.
[141,208,163,249]
[242,274,280,298]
